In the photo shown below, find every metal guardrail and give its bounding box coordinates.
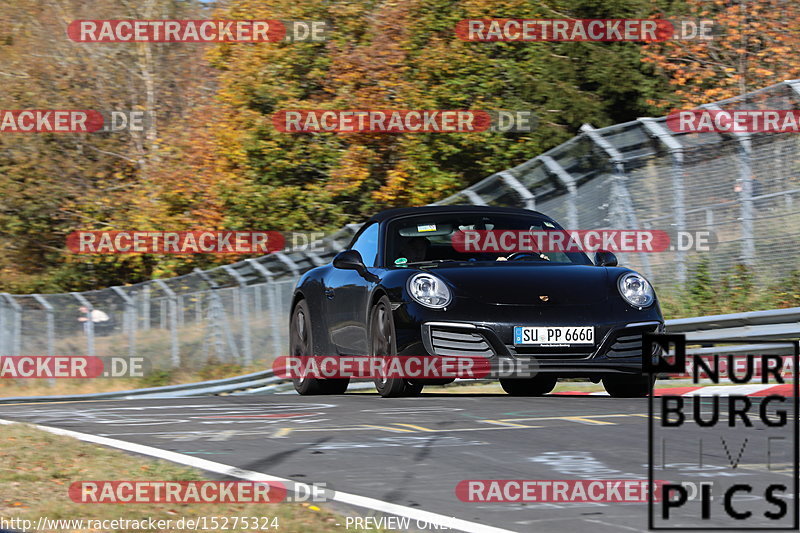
[1,306,797,403]
[6,80,800,370]
[666,306,800,355]
[0,369,287,404]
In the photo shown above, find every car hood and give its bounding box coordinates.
[419,262,613,305]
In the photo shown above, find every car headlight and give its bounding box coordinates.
[617,272,655,308]
[407,273,452,308]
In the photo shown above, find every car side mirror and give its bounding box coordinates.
[594,251,618,267]
[333,250,367,274]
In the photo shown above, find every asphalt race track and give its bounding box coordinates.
[0,391,795,532]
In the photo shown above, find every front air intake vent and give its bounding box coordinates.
[428,327,494,357]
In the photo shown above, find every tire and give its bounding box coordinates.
[404,381,425,397]
[370,296,409,398]
[320,378,350,395]
[602,374,655,398]
[289,300,350,395]
[500,374,557,396]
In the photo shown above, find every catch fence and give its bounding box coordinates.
[3,81,800,368]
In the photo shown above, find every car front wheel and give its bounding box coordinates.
[499,374,557,396]
[602,374,655,398]
[404,380,425,397]
[370,296,416,398]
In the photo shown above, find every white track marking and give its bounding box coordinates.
[583,518,643,531]
[0,418,515,533]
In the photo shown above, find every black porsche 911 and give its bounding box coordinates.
[288,205,664,398]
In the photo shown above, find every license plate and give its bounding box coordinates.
[513,326,594,346]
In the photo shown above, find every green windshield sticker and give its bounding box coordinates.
[544,221,555,228]
[395,257,408,265]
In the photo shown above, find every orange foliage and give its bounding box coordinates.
[643,0,800,108]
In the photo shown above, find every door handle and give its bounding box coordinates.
[324,288,335,300]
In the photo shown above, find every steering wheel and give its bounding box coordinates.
[506,252,542,261]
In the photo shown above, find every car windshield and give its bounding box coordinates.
[384,212,593,266]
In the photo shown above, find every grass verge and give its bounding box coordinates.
[0,361,266,399]
[0,423,375,533]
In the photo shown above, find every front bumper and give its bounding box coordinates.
[392,301,665,376]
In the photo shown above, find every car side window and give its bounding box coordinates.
[350,223,380,267]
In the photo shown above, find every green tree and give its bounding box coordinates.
[0,0,210,291]
[0,0,675,291]
[195,0,673,232]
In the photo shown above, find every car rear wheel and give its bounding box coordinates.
[602,374,654,398]
[499,374,557,396]
[370,296,412,398]
[290,300,350,395]
[321,378,350,394]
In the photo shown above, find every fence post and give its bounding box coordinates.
[142,284,151,331]
[33,295,55,357]
[159,299,167,330]
[1,294,21,357]
[112,286,137,359]
[499,171,536,210]
[272,252,301,325]
[640,118,687,285]
[462,190,488,205]
[736,138,756,266]
[706,104,755,266]
[71,293,95,357]
[580,124,653,280]
[232,287,241,318]
[246,259,282,359]
[0,296,5,354]
[540,155,578,229]
[223,265,252,366]
[31,294,55,385]
[193,268,239,362]
[153,280,180,368]
[273,252,301,278]
[254,284,262,316]
[177,295,185,326]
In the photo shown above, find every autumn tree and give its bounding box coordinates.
[194,0,672,230]
[0,0,210,291]
[642,0,800,108]
[0,0,677,291]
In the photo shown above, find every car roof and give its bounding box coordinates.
[367,205,552,223]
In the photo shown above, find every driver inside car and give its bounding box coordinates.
[397,236,430,263]
[495,224,550,261]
